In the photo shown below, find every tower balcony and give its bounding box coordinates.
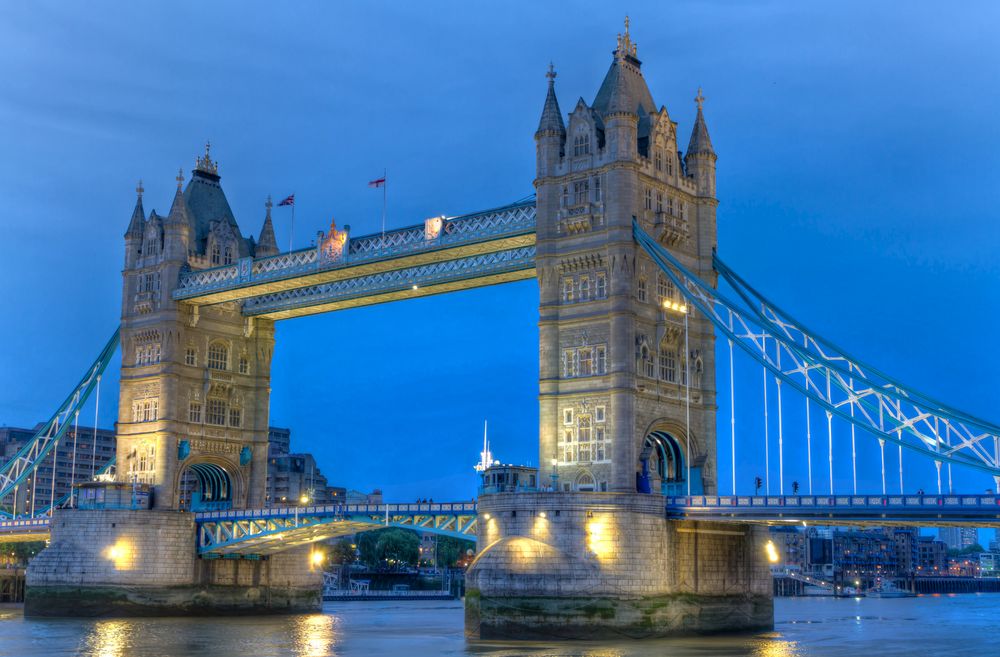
[651,210,689,246]
[558,203,604,235]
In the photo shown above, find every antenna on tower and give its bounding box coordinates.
[474,420,495,473]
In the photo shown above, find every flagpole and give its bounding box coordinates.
[381,168,387,247]
[288,203,295,253]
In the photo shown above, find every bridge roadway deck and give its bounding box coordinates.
[665,494,1000,527]
[5,494,1000,548]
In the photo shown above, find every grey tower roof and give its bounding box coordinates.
[687,90,715,156]
[537,64,565,135]
[125,182,145,238]
[257,196,279,256]
[182,148,253,258]
[592,21,655,118]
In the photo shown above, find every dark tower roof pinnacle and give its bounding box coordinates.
[536,62,566,135]
[593,16,655,117]
[125,179,145,237]
[195,140,218,176]
[257,195,279,255]
[687,87,715,156]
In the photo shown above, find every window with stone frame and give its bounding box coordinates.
[206,398,227,426]
[132,398,158,423]
[668,155,674,176]
[641,345,655,378]
[660,349,677,382]
[229,407,242,428]
[667,196,675,216]
[644,188,653,210]
[595,405,606,423]
[573,133,590,157]
[238,356,250,375]
[185,347,197,366]
[595,345,607,375]
[562,277,574,303]
[578,347,593,377]
[577,415,593,462]
[189,401,202,423]
[595,272,607,299]
[563,408,574,425]
[579,275,590,301]
[637,277,648,303]
[561,186,569,207]
[573,179,589,205]
[656,191,663,213]
[224,246,233,265]
[655,149,663,171]
[207,342,229,371]
[562,349,574,378]
[211,243,221,265]
[657,274,675,305]
[593,176,601,201]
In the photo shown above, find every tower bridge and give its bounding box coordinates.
[6,18,999,638]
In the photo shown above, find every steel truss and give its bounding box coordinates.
[0,328,120,505]
[196,503,479,555]
[633,220,1000,481]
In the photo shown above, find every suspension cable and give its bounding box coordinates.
[879,438,887,495]
[48,439,57,514]
[685,310,691,497]
[762,334,770,495]
[728,311,737,496]
[70,410,79,508]
[776,345,785,496]
[91,375,101,477]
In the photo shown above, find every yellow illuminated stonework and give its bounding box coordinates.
[104,539,134,570]
[586,513,615,560]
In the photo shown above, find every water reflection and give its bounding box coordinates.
[291,613,338,657]
[83,619,133,657]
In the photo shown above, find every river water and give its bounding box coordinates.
[0,594,995,657]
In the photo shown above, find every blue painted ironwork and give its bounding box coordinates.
[633,219,1000,480]
[174,199,536,301]
[0,327,120,504]
[666,494,1000,527]
[196,502,479,555]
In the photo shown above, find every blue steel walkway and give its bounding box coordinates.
[665,494,1000,527]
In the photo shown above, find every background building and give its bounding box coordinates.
[264,426,347,506]
[1,424,115,515]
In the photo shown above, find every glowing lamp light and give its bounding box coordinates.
[299,495,310,505]
[764,540,780,564]
[311,551,325,567]
[412,284,419,290]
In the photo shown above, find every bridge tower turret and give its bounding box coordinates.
[117,145,275,510]
[534,18,718,496]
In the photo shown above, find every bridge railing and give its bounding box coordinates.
[174,200,536,300]
[195,501,478,522]
[667,494,1000,509]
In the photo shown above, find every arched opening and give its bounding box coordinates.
[637,431,701,496]
[576,471,595,492]
[179,462,233,511]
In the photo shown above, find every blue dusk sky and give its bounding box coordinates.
[1,2,998,509]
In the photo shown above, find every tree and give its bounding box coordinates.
[435,536,476,568]
[329,538,356,565]
[357,528,419,569]
[0,541,46,566]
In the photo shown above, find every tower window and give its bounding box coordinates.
[223,246,233,265]
[579,276,590,301]
[211,243,221,265]
[206,399,227,426]
[239,356,249,375]
[573,180,589,206]
[655,150,663,171]
[596,345,607,374]
[637,278,648,303]
[660,350,677,382]
[578,348,593,377]
[185,348,197,366]
[207,343,229,371]
[596,272,607,299]
[657,274,675,304]
[656,192,663,213]
[642,346,655,378]
[562,278,574,303]
[189,401,202,423]
[229,407,242,428]
[644,188,653,210]
[593,177,601,202]
[573,133,590,157]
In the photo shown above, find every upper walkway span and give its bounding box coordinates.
[172,199,536,319]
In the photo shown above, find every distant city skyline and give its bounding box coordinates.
[1,2,998,502]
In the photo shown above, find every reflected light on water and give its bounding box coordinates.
[292,613,337,657]
[85,620,132,657]
[750,633,800,657]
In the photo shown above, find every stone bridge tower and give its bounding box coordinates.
[535,20,719,495]
[118,146,279,509]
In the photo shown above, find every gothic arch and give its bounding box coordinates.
[174,453,245,511]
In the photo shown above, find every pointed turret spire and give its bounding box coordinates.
[687,87,715,156]
[125,180,145,237]
[256,195,279,257]
[593,17,655,118]
[536,63,566,136]
[165,168,191,226]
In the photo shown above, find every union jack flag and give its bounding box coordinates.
[277,194,295,206]
[368,177,386,188]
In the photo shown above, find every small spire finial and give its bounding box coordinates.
[615,15,637,59]
[195,141,219,175]
[265,194,273,212]
[546,62,557,82]
[136,179,144,198]
[205,140,211,157]
[624,15,630,36]
[176,168,184,190]
[695,87,706,111]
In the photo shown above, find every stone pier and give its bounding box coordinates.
[465,492,773,639]
[24,509,322,617]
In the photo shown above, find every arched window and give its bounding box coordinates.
[238,356,249,375]
[207,342,228,371]
[576,472,595,492]
[573,133,590,157]
[637,277,647,303]
[641,345,654,378]
[211,243,221,265]
[223,246,233,265]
